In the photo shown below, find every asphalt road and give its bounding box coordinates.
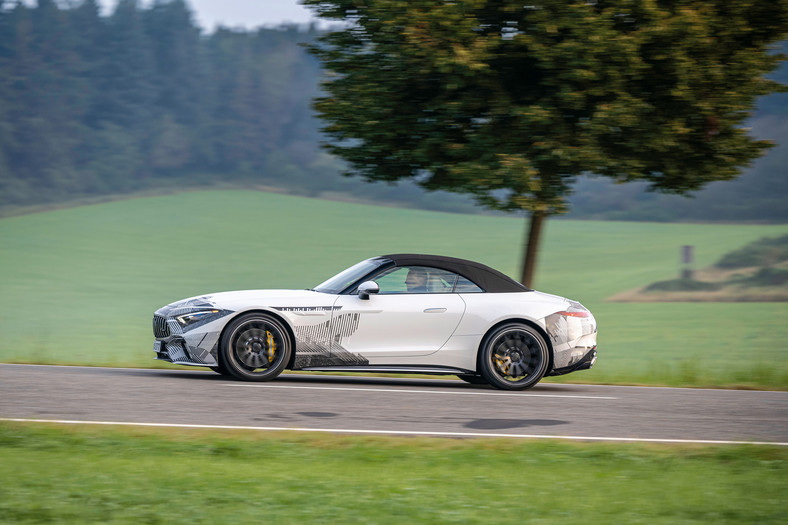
[1,364,786,445]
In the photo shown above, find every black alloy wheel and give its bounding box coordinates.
[479,323,550,390]
[220,313,292,381]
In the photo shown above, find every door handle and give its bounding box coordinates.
[423,308,447,313]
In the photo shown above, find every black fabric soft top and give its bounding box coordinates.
[376,254,531,293]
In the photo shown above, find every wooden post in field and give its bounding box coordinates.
[681,245,694,280]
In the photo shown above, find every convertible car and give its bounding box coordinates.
[152,254,597,390]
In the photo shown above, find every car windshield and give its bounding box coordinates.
[312,258,389,294]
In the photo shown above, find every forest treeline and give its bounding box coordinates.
[0,0,338,208]
[0,0,786,221]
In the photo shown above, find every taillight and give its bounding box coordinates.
[557,301,592,318]
[556,310,590,318]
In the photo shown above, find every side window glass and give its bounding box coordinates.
[421,268,457,294]
[373,267,409,294]
[372,266,459,294]
[454,275,483,293]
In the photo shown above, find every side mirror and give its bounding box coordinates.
[357,281,379,300]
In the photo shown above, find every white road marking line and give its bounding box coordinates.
[1,418,784,446]
[225,383,618,399]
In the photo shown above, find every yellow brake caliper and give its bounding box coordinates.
[496,356,511,375]
[266,331,276,363]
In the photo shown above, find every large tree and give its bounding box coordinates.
[304,0,788,286]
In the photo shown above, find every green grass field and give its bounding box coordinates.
[0,422,785,524]
[1,190,787,388]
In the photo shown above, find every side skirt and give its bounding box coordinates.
[299,365,475,376]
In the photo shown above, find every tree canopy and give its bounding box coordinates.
[305,0,788,284]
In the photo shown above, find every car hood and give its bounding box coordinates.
[157,289,335,316]
[206,289,335,310]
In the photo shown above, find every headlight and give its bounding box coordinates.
[176,310,220,327]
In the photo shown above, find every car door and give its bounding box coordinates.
[330,266,466,358]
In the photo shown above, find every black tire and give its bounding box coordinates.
[220,313,292,381]
[209,348,232,376]
[457,374,488,385]
[479,323,550,390]
[209,364,231,376]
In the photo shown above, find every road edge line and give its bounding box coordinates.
[1,418,785,446]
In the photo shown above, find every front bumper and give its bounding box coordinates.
[154,338,218,367]
[152,304,232,367]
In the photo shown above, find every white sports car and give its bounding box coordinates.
[153,254,597,390]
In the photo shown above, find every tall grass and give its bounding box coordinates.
[0,423,785,524]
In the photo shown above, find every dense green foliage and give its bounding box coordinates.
[628,233,788,298]
[1,423,785,523]
[741,267,788,286]
[645,278,722,292]
[715,233,788,268]
[1,191,787,388]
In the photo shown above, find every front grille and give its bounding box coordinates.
[153,315,170,338]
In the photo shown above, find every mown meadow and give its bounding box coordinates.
[1,190,786,388]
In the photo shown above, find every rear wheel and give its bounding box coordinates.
[479,323,549,390]
[220,313,292,381]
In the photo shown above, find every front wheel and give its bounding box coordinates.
[220,313,292,381]
[479,323,550,390]
[209,365,231,376]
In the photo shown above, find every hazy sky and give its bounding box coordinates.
[93,0,318,30]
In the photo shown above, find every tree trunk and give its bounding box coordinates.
[520,210,546,287]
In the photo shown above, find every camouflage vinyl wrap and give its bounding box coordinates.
[543,306,597,370]
[153,298,369,369]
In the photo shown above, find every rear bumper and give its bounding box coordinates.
[548,346,597,376]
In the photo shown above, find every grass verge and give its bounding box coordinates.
[0,422,785,524]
